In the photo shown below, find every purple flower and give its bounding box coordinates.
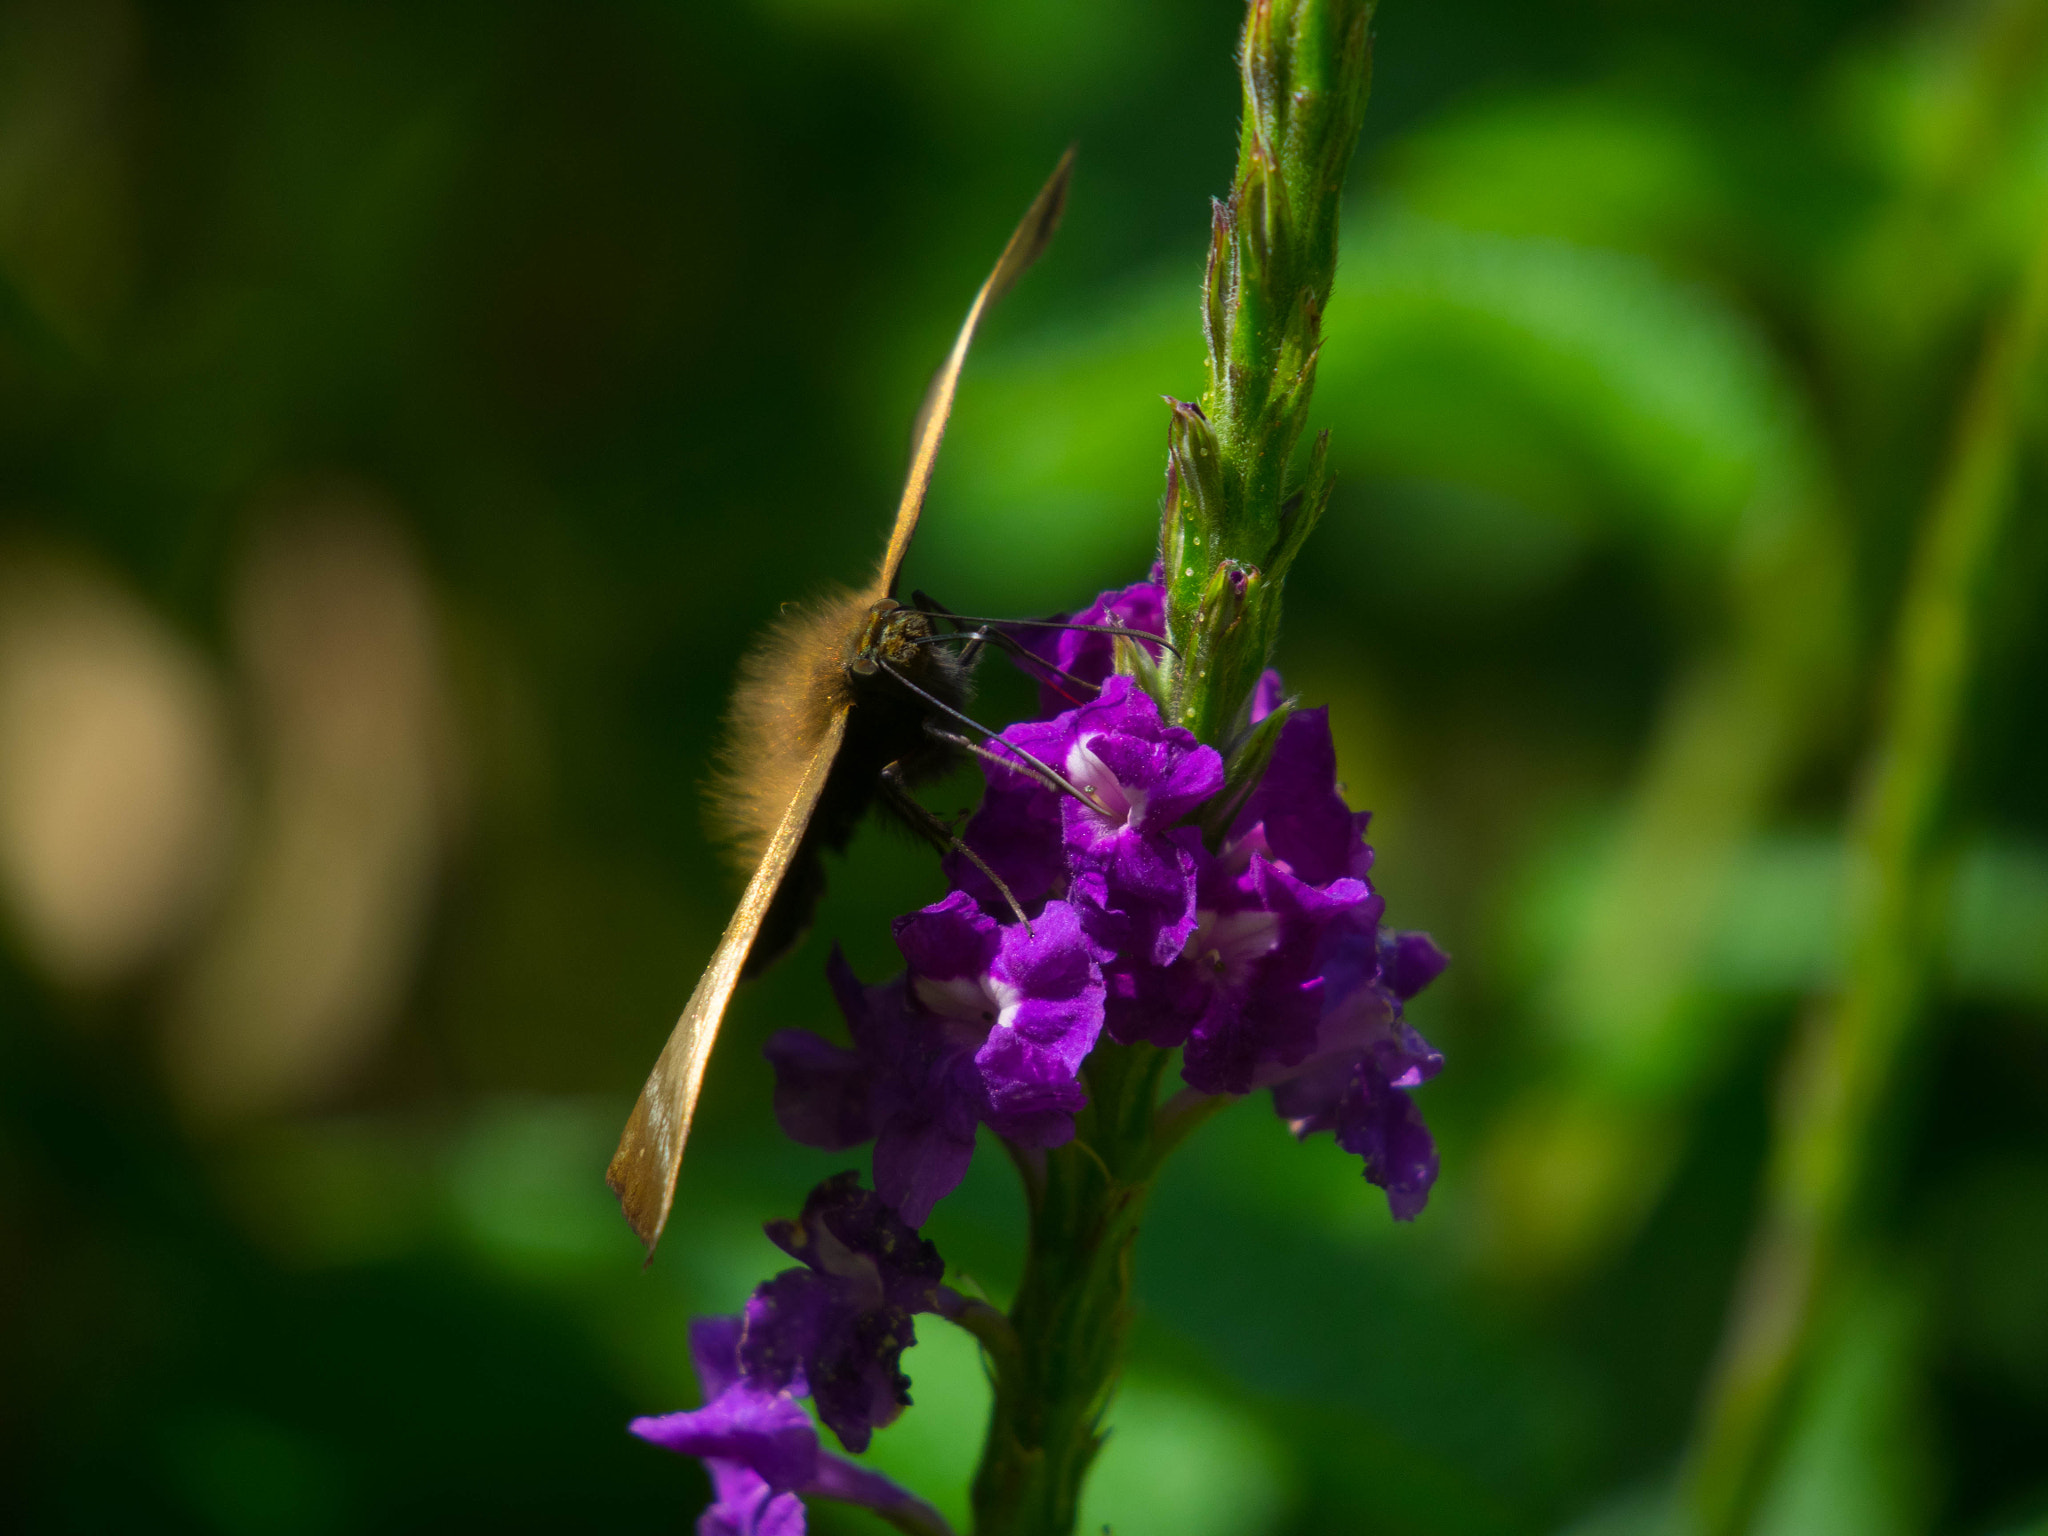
[1265,926,1448,1219]
[769,898,1110,1227]
[775,617,1451,1224]
[1024,575,1166,718]
[1248,667,1286,724]
[1229,705,1375,888]
[738,1173,943,1452]
[896,893,1109,1140]
[765,1031,871,1152]
[1381,928,1451,1002]
[631,1316,815,1535]
[954,676,1222,965]
[1112,847,1379,1096]
[632,1315,954,1536]
[1214,703,1451,1217]
[1100,705,1387,1093]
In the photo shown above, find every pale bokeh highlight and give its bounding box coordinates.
[0,550,234,991]
[166,494,459,1120]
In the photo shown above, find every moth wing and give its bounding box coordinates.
[876,147,1075,597]
[607,703,854,1258]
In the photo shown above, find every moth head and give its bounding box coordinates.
[851,599,938,676]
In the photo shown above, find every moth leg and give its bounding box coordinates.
[878,760,1032,933]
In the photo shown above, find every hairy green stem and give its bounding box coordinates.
[1163,0,1375,745]
[1676,222,2048,1536]
[970,1043,1169,1536]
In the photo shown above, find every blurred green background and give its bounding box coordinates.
[3,0,2046,1532]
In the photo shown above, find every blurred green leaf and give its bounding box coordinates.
[163,1409,351,1536]
[1384,89,1728,259]
[925,200,1821,615]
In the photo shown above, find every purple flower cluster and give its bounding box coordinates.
[632,1174,955,1535]
[769,576,1448,1225]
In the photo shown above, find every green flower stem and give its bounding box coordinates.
[1147,1087,1235,1167]
[970,1042,1170,1536]
[1163,0,1375,747]
[1676,223,2048,1536]
[965,9,1377,1532]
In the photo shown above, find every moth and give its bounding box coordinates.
[608,151,1075,1258]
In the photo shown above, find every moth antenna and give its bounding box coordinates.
[870,656,1108,812]
[908,589,1183,660]
[948,615,1183,660]
[901,627,1104,708]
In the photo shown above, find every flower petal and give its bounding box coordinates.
[810,1453,958,1536]
[1025,578,1166,719]
[630,1382,818,1494]
[765,1030,874,1151]
[1336,1065,1439,1220]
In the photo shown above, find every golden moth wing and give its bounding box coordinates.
[877,147,1075,597]
[607,704,854,1258]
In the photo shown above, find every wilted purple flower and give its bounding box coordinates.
[811,961,980,1229]
[738,1172,943,1452]
[632,1314,954,1536]
[770,959,990,1228]
[768,899,1109,1226]
[1026,574,1166,718]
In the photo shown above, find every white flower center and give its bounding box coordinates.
[1066,736,1146,829]
[1183,907,1281,984]
[913,971,1024,1035]
[811,1223,886,1311]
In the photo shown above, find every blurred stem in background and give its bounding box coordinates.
[1479,0,2048,1293]
[968,4,1373,1533]
[1493,409,1853,1281]
[1677,210,2048,1536]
